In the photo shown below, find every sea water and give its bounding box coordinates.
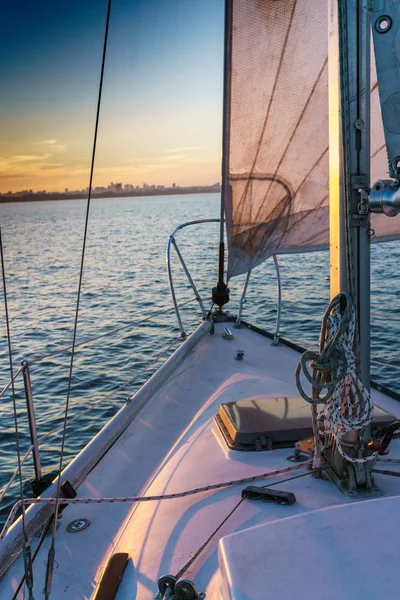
[0,193,398,522]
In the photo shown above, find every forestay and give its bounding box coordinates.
[225,0,398,279]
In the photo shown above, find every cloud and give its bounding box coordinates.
[32,140,66,152]
[161,153,188,162]
[10,154,51,162]
[0,154,62,179]
[163,146,204,154]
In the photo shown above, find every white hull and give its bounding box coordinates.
[1,321,400,599]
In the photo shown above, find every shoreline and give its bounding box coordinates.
[0,186,220,204]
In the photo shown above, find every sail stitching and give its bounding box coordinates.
[236,0,298,226]
[256,58,328,221]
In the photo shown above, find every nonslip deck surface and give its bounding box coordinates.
[1,322,400,599]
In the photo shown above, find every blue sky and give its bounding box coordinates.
[0,0,224,192]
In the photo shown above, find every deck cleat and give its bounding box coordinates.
[222,326,234,340]
[242,486,296,506]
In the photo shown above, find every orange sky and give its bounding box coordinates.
[0,0,223,193]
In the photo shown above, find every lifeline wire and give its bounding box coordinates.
[29,298,194,366]
[1,461,313,539]
[0,445,33,505]
[44,1,113,597]
[37,336,181,443]
[4,465,314,596]
[0,337,181,508]
[0,225,34,598]
[0,364,24,402]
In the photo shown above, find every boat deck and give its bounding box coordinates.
[2,321,400,599]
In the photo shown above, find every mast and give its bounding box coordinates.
[212,0,232,309]
[327,0,374,490]
[328,0,371,390]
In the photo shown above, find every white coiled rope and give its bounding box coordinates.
[295,293,376,464]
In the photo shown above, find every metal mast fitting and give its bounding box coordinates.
[371,2,400,180]
[369,179,400,215]
[369,2,400,216]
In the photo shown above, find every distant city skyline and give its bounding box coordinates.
[0,0,224,194]
[1,180,220,197]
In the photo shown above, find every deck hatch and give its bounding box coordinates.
[215,396,395,451]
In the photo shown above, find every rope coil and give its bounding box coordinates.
[296,293,376,464]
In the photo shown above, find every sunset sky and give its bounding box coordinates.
[0,0,224,193]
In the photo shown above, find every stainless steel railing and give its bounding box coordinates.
[167,219,220,336]
[166,219,283,342]
[273,255,282,345]
[0,362,42,497]
[1,226,282,505]
[235,255,282,344]
[21,361,42,482]
[235,269,251,328]
[0,304,192,505]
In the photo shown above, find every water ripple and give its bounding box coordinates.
[0,193,398,523]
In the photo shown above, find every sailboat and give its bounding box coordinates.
[2,0,400,598]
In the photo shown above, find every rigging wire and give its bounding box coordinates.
[11,517,54,600]
[0,445,33,505]
[44,0,113,596]
[0,225,34,598]
[218,0,233,285]
[174,469,314,580]
[0,364,24,402]
[1,462,313,540]
[370,359,400,371]
[0,336,182,507]
[29,298,195,366]
[37,336,181,443]
[372,468,400,477]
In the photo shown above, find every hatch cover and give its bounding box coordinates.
[215,396,395,451]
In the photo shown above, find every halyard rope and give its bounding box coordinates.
[0,461,311,539]
[295,293,376,464]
